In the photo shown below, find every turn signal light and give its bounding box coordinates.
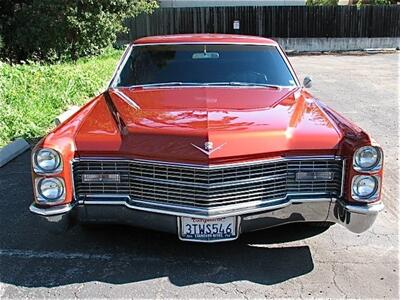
[296,171,334,181]
[82,174,120,183]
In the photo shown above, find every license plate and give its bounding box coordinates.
[179,216,238,242]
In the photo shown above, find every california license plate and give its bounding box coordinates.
[179,217,238,242]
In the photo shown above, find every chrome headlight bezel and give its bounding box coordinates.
[351,175,380,202]
[32,148,63,174]
[353,146,382,172]
[35,177,65,205]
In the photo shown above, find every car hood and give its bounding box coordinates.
[74,87,343,164]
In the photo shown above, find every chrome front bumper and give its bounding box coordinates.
[29,197,384,236]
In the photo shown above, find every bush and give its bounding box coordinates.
[0,0,157,62]
[354,0,394,5]
[306,0,339,5]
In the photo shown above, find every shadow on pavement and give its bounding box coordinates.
[0,151,329,288]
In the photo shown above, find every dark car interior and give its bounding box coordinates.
[117,44,296,87]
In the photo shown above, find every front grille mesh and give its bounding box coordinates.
[73,158,343,208]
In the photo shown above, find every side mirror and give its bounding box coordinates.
[303,76,312,88]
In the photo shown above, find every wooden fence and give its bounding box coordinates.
[121,5,400,42]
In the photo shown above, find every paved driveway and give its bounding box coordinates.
[0,53,398,298]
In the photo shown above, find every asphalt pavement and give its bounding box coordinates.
[0,53,398,299]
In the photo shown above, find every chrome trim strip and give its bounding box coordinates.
[340,158,346,197]
[70,159,76,202]
[112,89,141,110]
[130,173,288,189]
[73,155,342,170]
[82,194,333,219]
[29,202,76,216]
[109,45,133,88]
[86,194,130,199]
[342,201,384,215]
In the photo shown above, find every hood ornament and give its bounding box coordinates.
[204,141,213,151]
[191,141,226,156]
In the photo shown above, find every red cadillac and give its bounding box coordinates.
[30,34,384,242]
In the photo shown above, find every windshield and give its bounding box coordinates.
[115,44,297,88]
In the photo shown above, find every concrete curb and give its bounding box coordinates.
[365,48,397,54]
[54,106,80,126]
[275,37,400,53]
[0,138,30,168]
[286,49,398,56]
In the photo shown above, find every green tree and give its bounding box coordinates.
[0,0,158,62]
[306,0,339,5]
[354,0,394,4]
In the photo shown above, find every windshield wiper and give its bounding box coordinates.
[127,82,291,89]
[205,82,284,89]
[129,82,207,88]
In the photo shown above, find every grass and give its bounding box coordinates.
[0,49,123,147]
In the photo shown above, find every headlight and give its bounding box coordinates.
[352,175,379,201]
[353,146,381,171]
[36,177,65,204]
[33,148,62,174]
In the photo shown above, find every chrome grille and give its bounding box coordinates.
[73,158,343,208]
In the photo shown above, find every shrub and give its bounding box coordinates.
[0,0,157,62]
[355,0,394,5]
[306,0,339,5]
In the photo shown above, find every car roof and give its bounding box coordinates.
[133,34,278,46]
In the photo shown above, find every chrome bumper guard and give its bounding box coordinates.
[327,199,384,234]
[29,197,384,234]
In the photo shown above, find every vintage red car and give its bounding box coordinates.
[30,34,384,242]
